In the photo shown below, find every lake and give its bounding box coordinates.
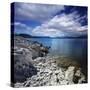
[31,37,87,77]
[31,38,87,58]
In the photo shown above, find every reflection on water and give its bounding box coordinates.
[31,38,87,59]
[50,38,87,58]
[51,38,74,56]
[31,37,87,77]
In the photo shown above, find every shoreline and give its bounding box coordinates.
[14,56,87,87]
[12,36,87,87]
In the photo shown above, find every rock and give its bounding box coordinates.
[13,35,86,87]
[54,70,61,75]
[50,74,58,85]
[65,66,75,83]
[13,36,50,83]
[78,74,86,83]
[14,83,23,88]
[60,80,69,85]
[14,54,86,87]
[57,70,64,80]
[75,69,81,77]
[44,69,52,74]
[74,69,86,84]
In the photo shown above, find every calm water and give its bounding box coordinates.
[31,37,87,74]
[31,38,87,58]
[30,37,88,79]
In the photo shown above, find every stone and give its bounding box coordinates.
[60,80,69,85]
[65,66,75,83]
[75,69,81,77]
[13,35,86,87]
[78,74,86,84]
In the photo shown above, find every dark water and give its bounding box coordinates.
[31,37,87,78]
[31,38,87,58]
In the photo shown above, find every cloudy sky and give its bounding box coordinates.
[11,2,88,37]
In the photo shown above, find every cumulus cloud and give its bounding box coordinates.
[14,3,87,37]
[15,3,65,22]
[32,11,87,37]
[12,22,32,34]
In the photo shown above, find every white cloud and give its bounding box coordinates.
[14,3,87,37]
[32,28,64,37]
[32,11,87,37]
[15,3,65,22]
[12,22,32,34]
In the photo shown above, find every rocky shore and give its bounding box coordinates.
[12,35,87,87]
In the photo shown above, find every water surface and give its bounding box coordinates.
[31,38,87,58]
[31,37,87,76]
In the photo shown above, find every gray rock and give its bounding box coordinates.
[65,66,75,83]
[75,69,81,77]
[13,36,86,87]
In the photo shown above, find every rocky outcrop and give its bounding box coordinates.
[13,46,38,82]
[12,36,86,87]
[13,36,50,83]
[14,56,86,87]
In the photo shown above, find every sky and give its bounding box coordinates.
[11,2,88,37]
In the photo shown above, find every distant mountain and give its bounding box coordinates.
[14,33,32,38]
[13,33,87,38]
[14,33,50,38]
[48,34,87,38]
[76,34,87,38]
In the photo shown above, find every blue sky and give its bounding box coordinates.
[11,2,88,37]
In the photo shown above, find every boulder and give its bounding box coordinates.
[13,36,86,87]
[65,66,75,83]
